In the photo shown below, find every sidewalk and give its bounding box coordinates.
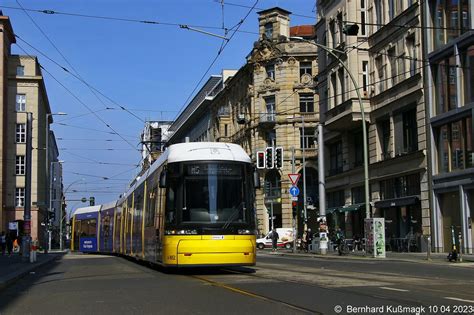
[264,248,474,265]
[0,251,64,291]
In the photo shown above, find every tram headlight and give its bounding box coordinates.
[237,229,254,235]
[165,229,198,235]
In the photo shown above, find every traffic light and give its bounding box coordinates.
[89,196,95,206]
[274,147,283,168]
[292,201,297,217]
[265,147,274,169]
[342,23,359,35]
[256,151,266,169]
[48,210,55,221]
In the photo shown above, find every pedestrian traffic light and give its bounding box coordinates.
[48,210,55,221]
[274,147,283,168]
[256,151,266,169]
[292,201,297,217]
[265,147,274,169]
[89,196,95,206]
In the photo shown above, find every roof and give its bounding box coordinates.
[73,205,101,216]
[257,7,291,16]
[290,25,315,38]
[101,201,117,210]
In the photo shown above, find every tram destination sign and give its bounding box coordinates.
[187,163,241,176]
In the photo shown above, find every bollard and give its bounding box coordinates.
[426,235,431,261]
[29,239,37,263]
[458,232,463,262]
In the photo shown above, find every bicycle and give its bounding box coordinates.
[337,238,350,256]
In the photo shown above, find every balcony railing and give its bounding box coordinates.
[259,113,276,123]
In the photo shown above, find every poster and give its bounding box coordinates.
[364,218,386,258]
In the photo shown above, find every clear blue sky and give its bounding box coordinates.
[2,0,316,215]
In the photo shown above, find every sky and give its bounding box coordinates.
[1,0,317,216]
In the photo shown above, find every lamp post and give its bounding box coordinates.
[290,37,370,221]
[45,112,66,252]
[21,112,33,261]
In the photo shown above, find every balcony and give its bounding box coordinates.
[258,113,276,128]
[324,99,370,131]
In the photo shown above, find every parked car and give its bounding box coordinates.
[256,228,294,249]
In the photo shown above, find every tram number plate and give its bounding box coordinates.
[212,235,224,240]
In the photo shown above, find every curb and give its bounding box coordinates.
[259,251,474,265]
[0,253,62,291]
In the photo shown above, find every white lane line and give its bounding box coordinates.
[379,287,409,292]
[444,297,474,304]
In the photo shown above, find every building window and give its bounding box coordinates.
[436,116,473,173]
[330,20,336,48]
[15,156,25,175]
[360,0,367,36]
[329,141,343,175]
[353,131,364,167]
[338,68,345,102]
[265,64,275,80]
[376,55,385,93]
[261,96,275,122]
[463,44,474,104]
[224,124,228,137]
[388,0,395,20]
[300,127,315,149]
[16,66,24,76]
[264,23,273,39]
[388,47,397,86]
[328,190,345,208]
[362,61,369,94]
[379,119,391,159]
[15,188,25,207]
[331,72,338,108]
[16,123,26,143]
[300,62,312,77]
[16,94,26,112]
[351,186,364,204]
[403,108,418,153]
[435,55,457,114]
[299,94,314,112]
[430,0,470,49]
[379,174,420,200]
[406,35,416,77]
[375,0,383,31]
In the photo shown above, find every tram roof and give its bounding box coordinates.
[167,142,251,163]
[100,200,117,210]
[73,205,101,215]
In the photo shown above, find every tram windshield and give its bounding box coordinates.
[165,162,255,230]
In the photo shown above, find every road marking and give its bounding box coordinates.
[444,297,474,304]
[192,275,320,314]
[379,287,409,292]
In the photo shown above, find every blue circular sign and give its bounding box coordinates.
[289,186,300,197]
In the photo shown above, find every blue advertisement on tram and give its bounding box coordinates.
[80,237,97,252]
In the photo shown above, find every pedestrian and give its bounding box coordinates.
[0,231,6,255]
[271,228,279,252]
[305,228,313,252]
[6,233,13,257]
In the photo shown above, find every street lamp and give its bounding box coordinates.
[290,37,370,221]
[45,112,66,252]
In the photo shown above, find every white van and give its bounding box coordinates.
[256,228,294,250]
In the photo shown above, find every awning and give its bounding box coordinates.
[374,196,420,208]
[338,203,364,212]
[325,207,339,214]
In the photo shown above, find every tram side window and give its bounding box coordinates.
[165,181,177,224]
[146,186,157,227]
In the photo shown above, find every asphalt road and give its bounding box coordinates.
[0,252,473,315]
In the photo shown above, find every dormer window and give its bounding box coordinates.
[264,23,273,39]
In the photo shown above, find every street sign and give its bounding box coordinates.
[289,186,300,197]
[291,196,298,201]
[288,173,301,186]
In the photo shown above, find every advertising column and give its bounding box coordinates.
[364,218,386,258]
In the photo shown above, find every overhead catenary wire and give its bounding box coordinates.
[174,0,259,120]
[15,43,140,150]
